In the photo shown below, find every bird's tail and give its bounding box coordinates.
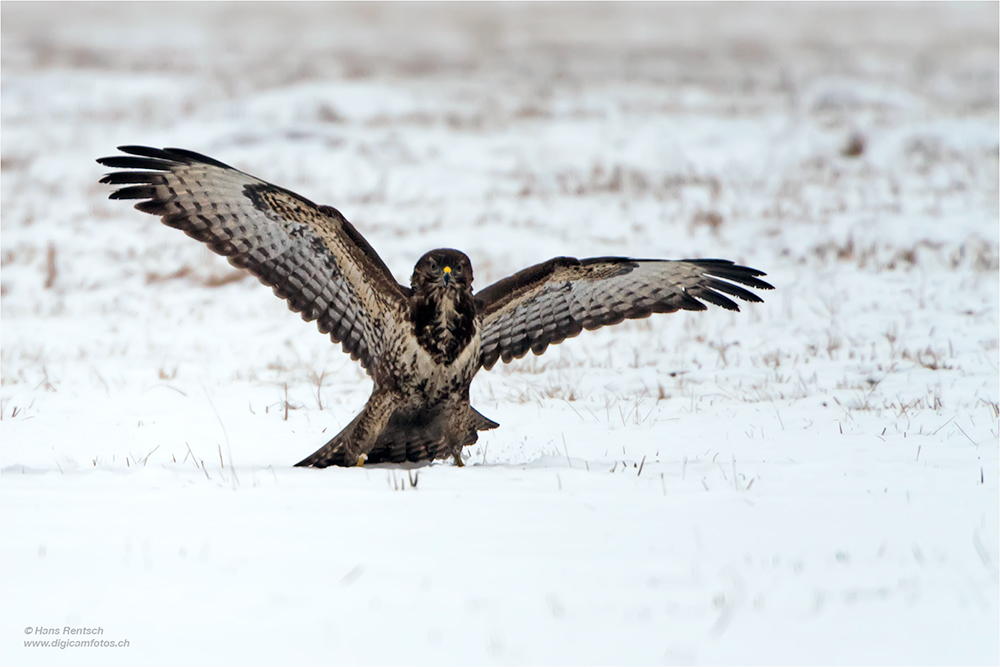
[295,392,395,468]
[364,407,499,464]
[366,430,449,464]
[294,412,366,468]
[297,402,500,467]
[472,407,500,431]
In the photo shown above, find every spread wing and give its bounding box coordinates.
[96,145,408,374]
[476,257,773,370]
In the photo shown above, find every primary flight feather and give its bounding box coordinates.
[97,146,773,467]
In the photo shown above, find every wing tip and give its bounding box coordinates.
[685,258,775,292]
[97,145,235,172]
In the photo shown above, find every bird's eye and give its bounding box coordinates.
[427,259,437,270]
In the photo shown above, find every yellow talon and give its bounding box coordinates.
[356,453,368,467]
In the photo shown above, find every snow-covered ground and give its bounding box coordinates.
[2,3,998,665]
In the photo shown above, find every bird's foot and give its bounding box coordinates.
[452,451,464,467]
[356,453,368,467]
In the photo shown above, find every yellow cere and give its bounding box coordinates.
[443,266,452,274]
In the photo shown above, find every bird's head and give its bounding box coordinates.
[411,248,473,294]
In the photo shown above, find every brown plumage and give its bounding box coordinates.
[97,146,773,468]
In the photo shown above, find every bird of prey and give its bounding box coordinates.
[97,146,773,468]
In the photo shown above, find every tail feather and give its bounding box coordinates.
[366,409,499,464]
[294,419,361,468]
[365,430,449,464]
[298,403,501,467]
[295,391,395,468]
[472,407,499,431]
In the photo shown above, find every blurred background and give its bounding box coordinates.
[3,2,997,287]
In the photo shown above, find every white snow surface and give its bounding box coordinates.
[2,4,998,665]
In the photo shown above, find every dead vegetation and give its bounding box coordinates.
[807,235,997,273]
[145,264,249,287]
[841,132,866,158]
[690,210,725,235]
[514,163,724,203]
[43,243,57,289]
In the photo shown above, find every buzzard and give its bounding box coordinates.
[97,146,773,468]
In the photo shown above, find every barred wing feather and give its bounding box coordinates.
[476,257,773,370]
[97,146,407,374]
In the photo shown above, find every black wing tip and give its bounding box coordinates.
[97,145,241,207]
[95,155,172,171]
[600,257,774,292]
[97,146,238,202]
[96,145,234,171]
[95,145,175,168]
[685,258,775,291]
[107,185,157,200]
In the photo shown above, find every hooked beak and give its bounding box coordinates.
[442,266,452,285]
